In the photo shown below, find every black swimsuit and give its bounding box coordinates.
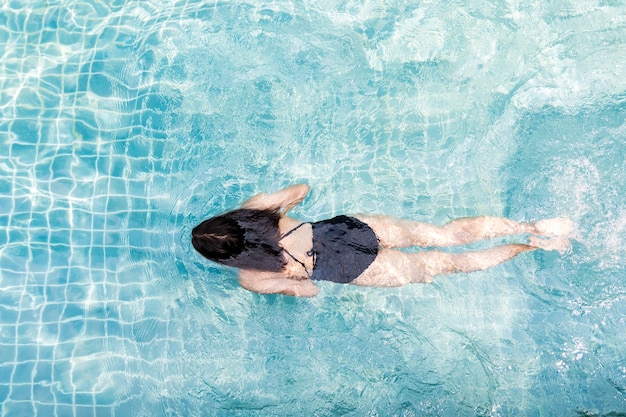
[281,216,379,284]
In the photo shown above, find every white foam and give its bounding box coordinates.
[367,10,446,70]
[549,157,626,269]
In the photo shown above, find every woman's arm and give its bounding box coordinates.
[241,184,310,213]
[238,269,319,297]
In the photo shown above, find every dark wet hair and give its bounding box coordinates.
[191,208,285,272]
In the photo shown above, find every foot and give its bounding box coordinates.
[533,217,574,237]
[529,236,571,254]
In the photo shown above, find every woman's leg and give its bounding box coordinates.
[355,214,572,248]
[352,235,570,287]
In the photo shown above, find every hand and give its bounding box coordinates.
[241,184,310,213]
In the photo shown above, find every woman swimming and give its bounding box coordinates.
[191,184,572,297]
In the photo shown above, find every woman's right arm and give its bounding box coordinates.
[238,269,319,297]
[241,184,310,213]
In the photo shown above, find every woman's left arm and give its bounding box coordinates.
[238,269,319,297]
[241,184,310,213]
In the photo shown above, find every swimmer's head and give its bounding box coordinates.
[191,214,245,262]
[191,208,285,272]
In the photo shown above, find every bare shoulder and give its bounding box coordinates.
[238,268,280,288]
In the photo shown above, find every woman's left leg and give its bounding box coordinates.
[352,242,548,287]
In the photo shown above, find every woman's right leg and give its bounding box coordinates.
[355,214,572,248]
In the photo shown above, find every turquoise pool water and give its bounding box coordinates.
[1,0,625,415]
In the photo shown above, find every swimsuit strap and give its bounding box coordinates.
[283,248,313,279]
[279,222,313,278]
[279,221,310,240]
